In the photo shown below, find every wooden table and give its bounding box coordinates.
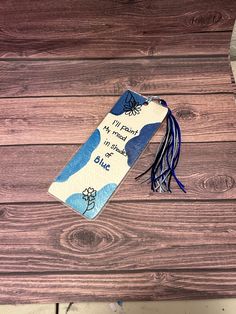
[0,0,236,303]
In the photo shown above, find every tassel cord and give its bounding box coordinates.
[165,114,185,192]
[136,99,186,193]
[135,110,171,180]
[157,113,185,192]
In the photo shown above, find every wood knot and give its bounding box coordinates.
[0,208,6,218]
[147,46,157,56]
[128,77,141,87]
[186,11,223,29]
[68,228,102,249]
[175,107,197,121]
[113,82,127,94]
[202,175,235,193]
[63,224,123,253]
[5,118,29,134]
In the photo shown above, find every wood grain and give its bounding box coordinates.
[0,32,233,59]
[0,271,236,303]
[1,0,235,33]
[0,142,235,203]
[0,201,236,272]
[0,0,235,59]
[0,57,233,97]
[0,94,235,145]
[0,0,235,303]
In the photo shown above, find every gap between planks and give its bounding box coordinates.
[0,53,231,62]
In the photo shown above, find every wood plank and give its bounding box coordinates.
[1,0,235,33]
[0,0,235,58]
[0,32,232,59]
[0,57,232,97]
[0,201,236,272]
[0,271,235,303]
[0,94,235,145]
[0,142,235,203]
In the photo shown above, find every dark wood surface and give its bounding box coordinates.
[0,201,236,272]
[0,0,235,58]
[0,0,235,303]
[0,58,233,97]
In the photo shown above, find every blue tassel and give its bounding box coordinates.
[136,98,186,193]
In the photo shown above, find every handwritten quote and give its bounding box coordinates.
[93,119,138,171]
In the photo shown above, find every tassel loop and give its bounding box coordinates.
[136,97,186,193]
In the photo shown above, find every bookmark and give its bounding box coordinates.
[48,90,185,219]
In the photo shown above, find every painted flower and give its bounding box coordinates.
[82,187,97,201]
[82,187,97,215]
[124,103,142,116]
[123,91,142,116]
